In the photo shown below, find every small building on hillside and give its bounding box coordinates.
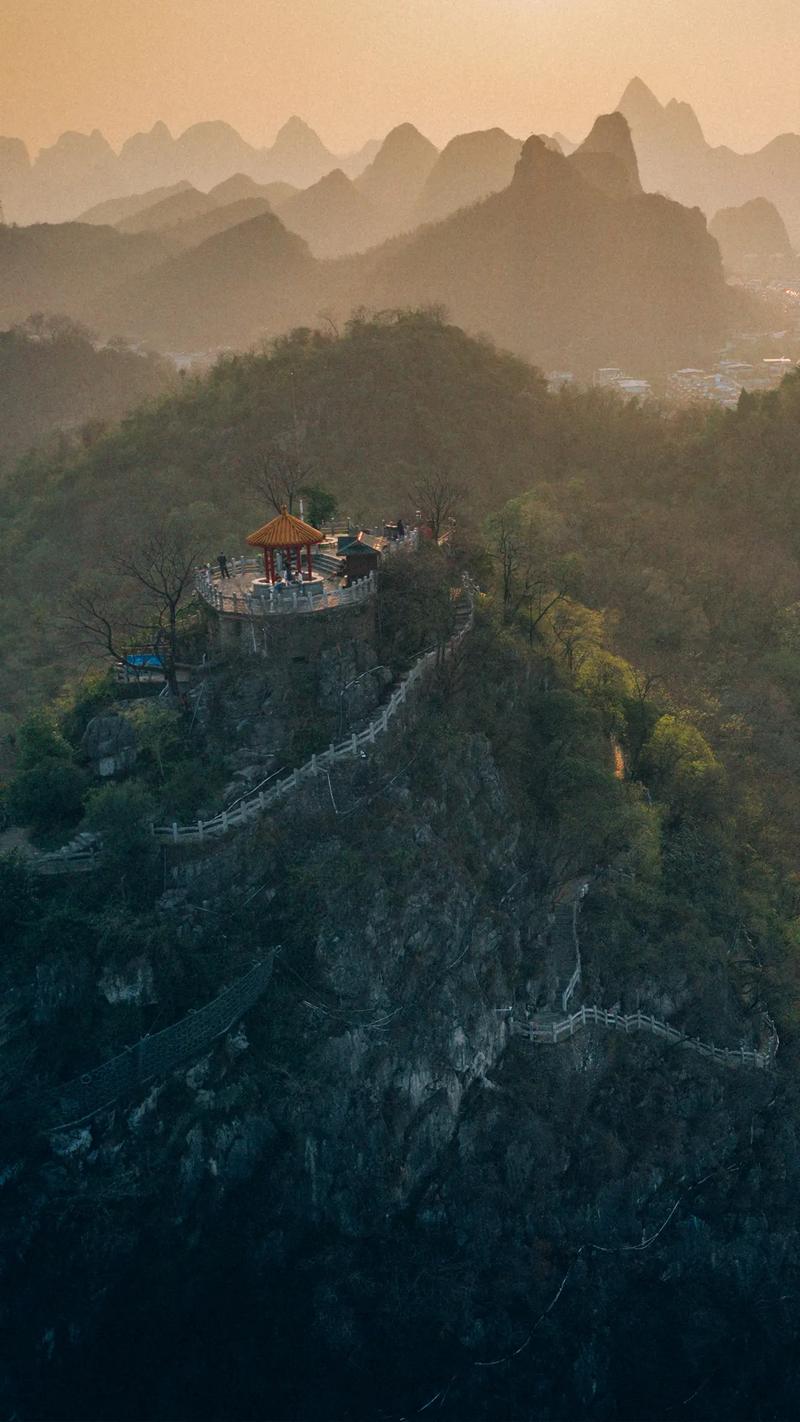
[339,531,388,585]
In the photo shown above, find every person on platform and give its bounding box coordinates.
[218,552,230,579]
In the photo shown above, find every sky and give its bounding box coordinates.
[3,0,799,157]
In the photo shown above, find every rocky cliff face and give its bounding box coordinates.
[1,649,794,1420]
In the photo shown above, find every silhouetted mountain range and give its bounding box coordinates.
[351,117,726,376]
[8,89,800,244]
[617,76,800,242]
[1,107,737,370]
[0,117,381,224]
[67,113,726,372]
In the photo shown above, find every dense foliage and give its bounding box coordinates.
[0,310,556,720]
[5,315,800,1421]
[0,316,173,467]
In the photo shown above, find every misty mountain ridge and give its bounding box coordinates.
[157,197,276,254]
[78,112,727,375]
[616,75,800,241]
[75,181,194,227]
[273,168,390,257]
[70,122,573,265]
[569,112,642,199]
[0,116,379,224]
[116,186,219,234]
[349,120,726,376]
[414,128,522,225]
[355,123,440,216]
[91,212,319,350]
[709,197,795,273]
[8,85,800,237]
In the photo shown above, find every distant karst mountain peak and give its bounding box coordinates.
[569,111,642,198]
[615,73,800,239]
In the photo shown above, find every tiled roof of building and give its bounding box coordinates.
[340,532,388,555]
[246,505,324,548]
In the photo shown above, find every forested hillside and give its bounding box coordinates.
[0,317,174,465]
[491,371,800,877]
[0,311,559,715]
[4,311,800,1419]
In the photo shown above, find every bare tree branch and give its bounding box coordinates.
[410,470,464,543]
[248,446,315,515]
[68,526,201,697]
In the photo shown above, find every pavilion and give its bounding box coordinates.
[246,505,325,584]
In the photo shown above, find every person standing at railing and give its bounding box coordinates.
[218,552,231,579]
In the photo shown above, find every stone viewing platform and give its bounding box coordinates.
[195,556,376,616]
[195,505,417,619]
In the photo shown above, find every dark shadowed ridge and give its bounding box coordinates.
[0,222,172,327]
[93,212,319,350]
[353,127,726,375]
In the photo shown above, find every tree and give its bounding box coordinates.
[487,503,579,636]
[126,702,183,783]
[15,708,72,770]
[84,781,158,883]
[9,760,88,837]
[301,484,337,528]
[0,852,39,945]
[249,446,314,515]
[411,470,464,543]
[68,525,200,698]
[640,714,724,821]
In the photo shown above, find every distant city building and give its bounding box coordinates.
[616,378,652,400]
[667,354,798,409]
[546,370,576,392]
[592,367,651,401]
[594,367,624,387]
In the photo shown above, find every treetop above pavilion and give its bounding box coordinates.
[246,505,324,584]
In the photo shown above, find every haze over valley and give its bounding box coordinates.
[3,75,800,383]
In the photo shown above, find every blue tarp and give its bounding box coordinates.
[124,654,163,669]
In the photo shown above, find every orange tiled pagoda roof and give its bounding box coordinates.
[246,505,324,548]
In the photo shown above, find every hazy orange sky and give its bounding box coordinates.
[3,0,798,156]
